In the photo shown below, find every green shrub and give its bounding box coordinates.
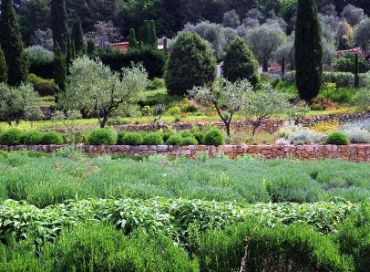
[335,54,369,73]
[193,131,205,144]
[43,222,125,272]
[20,131,44,145]
[121,132,144,145]
[337,204,370,272]
[87,129,117,145]
[27,73,56,96]
[223,36,259,87]
[41,132,64,145]
[161,130,174,142]
[165,32,216,96]
[166,135,184,146]
[194,221,354,272]
[204,129,225,146]
[117,132,126,145]
[325,132,350,145]
[0,129,23,145]
[182,136,198,146]
[181,131,194,138]
[319,86,355,103]
[143,132,164,145]
[111,231,199,272]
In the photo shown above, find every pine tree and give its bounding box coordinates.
[72,16,85,55]
[53,43,67,95]
[295,0,323,102]
[128,28,138,50]
[0,46,8,84]
[223,37,259,87]
[51,0,68,53]
[0,0,28,86]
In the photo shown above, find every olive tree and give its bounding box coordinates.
[61,56,149,128]
[245,23,287,72]
[0,83,40,125]
[241,85,291,135]
[189,79,252,136]
[355,18,370,54]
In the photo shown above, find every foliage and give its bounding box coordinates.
[182,136,198,145]
[143,132,164,145]
[53,44,66,93]
[87,129,117,145]
[194,222,354,272]
[354,18,370,53]
[0,0,28,86]
[20,131,44,145]
[86,20,122,47]
[71,16,85,55]
[50,0,68,53]
[295,0,323,101]
[204,128,225,146]
[189,79,252,136]
[242,85,291,135]
[223,36,259,87]
[223,9,240,28]
[121,132,144,145]
[41,131,64,145]
[166,135,184,146]
[335,54,369,73]
[0,129,23,145]
[0,46,8,83]
[245,23,286,72]
[341,4,365,26]
[341,125,370,144]
[27,73,56,96]
[0,83,40,125]
[165,32,216,96]
[325,131,350,145]
[62,57,149,128]
[352,88,370,112]
[99,46,167,79]
[128,28,138,50]
[26,46,54,79]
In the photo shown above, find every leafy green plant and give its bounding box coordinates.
[143,132,164,145]
[166,135,184,146]
[182,137,198,146]
[325,132,350,145]
[121,132,144,145]
[204,128,225,146]
[87,129,117,145]
[20,131,44,145]
[0,129,23,145]
[41,131,64,145]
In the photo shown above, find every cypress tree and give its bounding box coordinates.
[72,16,85,55]
[0,46,8,84]
[53,43,67,95]
[87,40,96,55]
[148,20,157,47]
[223,37,259,87]
[66,39,76,67]
[142,20,150,46]
[354,54,360,88]
[166,32,216,96]
[128,28,138,50]
[51,0,68,53]
[295,0,323,102]
[0,0,28,86]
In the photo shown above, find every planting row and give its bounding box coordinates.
[1,152,370,206]
[0,198,366,271]
[0,127,226,146]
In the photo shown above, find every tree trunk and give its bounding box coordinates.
[263,59,269,72]
[99,115,109,128]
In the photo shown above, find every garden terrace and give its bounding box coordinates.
[2,144,370,161]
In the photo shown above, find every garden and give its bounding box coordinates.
[1,0,370,271]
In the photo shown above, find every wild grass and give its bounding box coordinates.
[0,152,369,207]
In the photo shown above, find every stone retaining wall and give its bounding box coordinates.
[2,144,370,161]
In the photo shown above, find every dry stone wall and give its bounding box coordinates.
[2,144,370,161]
